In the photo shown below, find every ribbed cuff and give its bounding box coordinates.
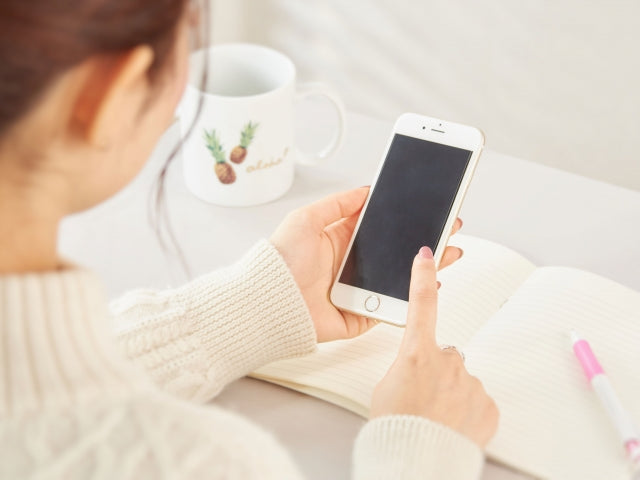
[175,239,318,379]
[353,415,484,480]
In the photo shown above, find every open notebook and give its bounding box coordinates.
[251,234,640,480]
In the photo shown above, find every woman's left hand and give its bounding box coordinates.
[270,187,464,343]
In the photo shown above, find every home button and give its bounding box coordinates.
[364,295,380,312]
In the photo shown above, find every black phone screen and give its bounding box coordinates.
[339,133,472,301]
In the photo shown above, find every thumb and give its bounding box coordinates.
[305,187,369,230]
[401,246,439,351]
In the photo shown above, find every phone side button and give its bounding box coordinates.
[364,295,380,312]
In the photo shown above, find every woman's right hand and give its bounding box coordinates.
[370,246,499,448]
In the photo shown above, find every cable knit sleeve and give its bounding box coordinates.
[110,240,318,402]
[352,415,485,480]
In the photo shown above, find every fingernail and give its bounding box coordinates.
[459,219,464,228]
[418,246,433,259]
[458,248,464,259]
[437,281,442,289]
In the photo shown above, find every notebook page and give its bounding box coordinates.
[436,235,536,346]
[464,267,640,480]
[252,234,535,415]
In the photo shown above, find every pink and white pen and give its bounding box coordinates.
[570,330,640,472]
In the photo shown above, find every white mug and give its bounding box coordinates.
[179,43,346,206]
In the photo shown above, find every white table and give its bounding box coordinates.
[60,111,640,480]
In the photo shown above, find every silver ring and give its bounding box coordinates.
[439,344,465,363]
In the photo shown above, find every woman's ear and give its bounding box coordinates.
[72,45,155,148]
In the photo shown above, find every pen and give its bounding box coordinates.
[570,330,640,473]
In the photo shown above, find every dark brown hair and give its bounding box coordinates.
[0,0,193,136]
[0,0,209,273]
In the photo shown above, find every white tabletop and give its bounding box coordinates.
[60,110,640,480]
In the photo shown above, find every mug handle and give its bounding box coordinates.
[295,82,347,166]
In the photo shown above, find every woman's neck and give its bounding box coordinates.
[0,170,65,274]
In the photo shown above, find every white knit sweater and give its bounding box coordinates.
[0,240,484,480]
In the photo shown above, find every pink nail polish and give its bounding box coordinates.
[418,246,433,259]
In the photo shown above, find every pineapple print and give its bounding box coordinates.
[204,129,236,184]
[230,121,259,164]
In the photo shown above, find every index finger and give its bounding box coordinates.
[401,246,439,352]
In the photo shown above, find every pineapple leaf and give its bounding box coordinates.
[203,128,227,163]
[239,121,259,148]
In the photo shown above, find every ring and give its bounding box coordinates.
[439,344,465,363]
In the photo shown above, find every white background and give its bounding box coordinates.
[209,0,640,191]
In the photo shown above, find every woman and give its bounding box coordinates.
[0,1,498,479]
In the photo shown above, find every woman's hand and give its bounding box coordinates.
[270,187,465,343]
[370,246,499,447]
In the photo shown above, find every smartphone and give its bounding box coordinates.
[330,113,484,327]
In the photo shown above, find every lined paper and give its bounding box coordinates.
[464,267,640,480]
[436,235,535,347]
